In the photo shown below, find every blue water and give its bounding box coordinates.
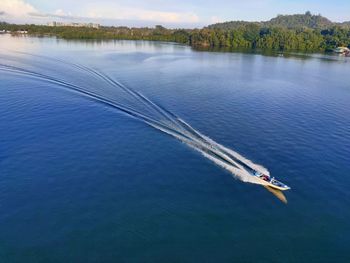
[0,35,350,262]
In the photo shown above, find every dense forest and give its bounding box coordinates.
[208,12,336,30]
[1,12,350,52]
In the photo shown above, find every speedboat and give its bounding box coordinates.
[252,171,290,191]
[334,47,350,54]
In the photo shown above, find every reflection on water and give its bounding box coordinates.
[264,186,288,204]
[2,34,349,64]
[193,45,350,62]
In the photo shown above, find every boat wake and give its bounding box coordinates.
[0,51,272,187]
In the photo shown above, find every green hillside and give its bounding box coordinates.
[209,12,338,30]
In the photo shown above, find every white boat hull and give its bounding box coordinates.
[252,171,290,191]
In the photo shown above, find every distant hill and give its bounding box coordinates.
[339,21,350,28]
[207,21,258,30]
[265,12,333,28]
[208,12,342,30]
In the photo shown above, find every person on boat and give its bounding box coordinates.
[261,175,269,181]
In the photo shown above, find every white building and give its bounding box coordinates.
[47,21,100,29]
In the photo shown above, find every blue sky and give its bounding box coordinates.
[1,0,350,27]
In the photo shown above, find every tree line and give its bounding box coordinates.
[1,18,350,52]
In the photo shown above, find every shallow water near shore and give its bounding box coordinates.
[0,35,350,262]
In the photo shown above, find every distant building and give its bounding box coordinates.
[0,29,11,33]
[47,21,100,29]
[47,21,57,27]
[334,47,350,53]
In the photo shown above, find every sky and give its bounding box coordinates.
[1,0,350,28]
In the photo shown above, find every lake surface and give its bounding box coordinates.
[0,34,349,262]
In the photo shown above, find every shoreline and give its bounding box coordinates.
[1,33,347,61]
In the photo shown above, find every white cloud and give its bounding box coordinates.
[53,9,72,17]
[0,0,37,17]
[84,4,199,23]
[54,9,65,16]
[1,0,201,27]
[210,16,223,24]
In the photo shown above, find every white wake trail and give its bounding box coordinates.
[147,122,263,185]
[1,52,270,187]
[176,118,270,176]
